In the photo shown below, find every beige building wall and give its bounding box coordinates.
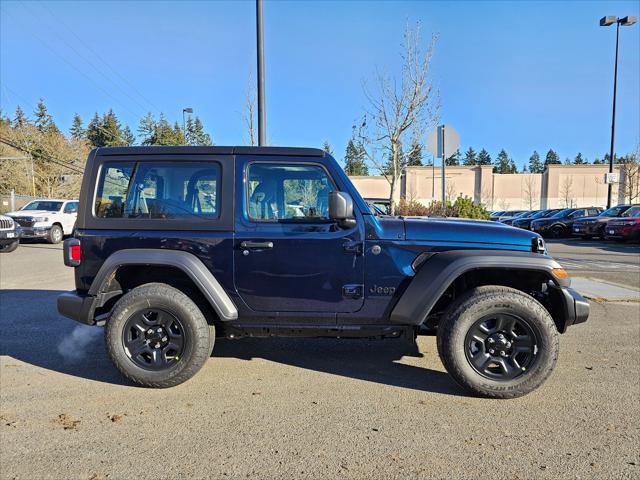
[349,163,630,209]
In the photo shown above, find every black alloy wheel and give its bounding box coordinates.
[122,308,187,371]
[464,313,538,381]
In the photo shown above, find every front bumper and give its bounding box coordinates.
[19,226,50,238]
[554,286,589,332]
[0,229,20,242]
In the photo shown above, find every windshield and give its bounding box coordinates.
[531,210,550,219]
[600,206,630,217]
[621,206,640,217]
[21,201,63,212]
[491,211,504,216]
[551,209,573,218]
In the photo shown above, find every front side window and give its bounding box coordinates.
[95,162,220,219]
[247,163,335,222]
[64,202,78,213]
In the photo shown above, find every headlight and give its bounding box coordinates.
[33,216,49,222]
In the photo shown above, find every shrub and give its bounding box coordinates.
[395,196,490,219]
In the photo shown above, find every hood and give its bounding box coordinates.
[403,217,539,249]
[6,210,53,218]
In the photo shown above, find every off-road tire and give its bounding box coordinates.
[47,224,63,244]
[105,283,212,388]
[437,286,559,399]
[0,240,19,253]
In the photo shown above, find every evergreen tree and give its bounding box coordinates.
[593,157,604,165]
[463,147,477,166]
[86,112,102,147]
[445,148,461,166]
[477,148,492,165]
[138,112,156,145]
[0,110,10,128]
[544,149,561,166]
[407,140,423,166]
[101,109,126,146]
[573,152,586,164]
[322,141,333,155]
[564,157,572,165]
[495,149,517,174]
[343,138,368,176]
[188,116,212,146]
[69,113,86,140]
[528,150,543,173]
[33,99,60,134]
[12,105,29,128]
[122,126,135,146]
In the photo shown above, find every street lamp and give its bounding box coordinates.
[182,107,193,145]
[600,15,637,208]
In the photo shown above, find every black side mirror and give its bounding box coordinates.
[329,191,356,229]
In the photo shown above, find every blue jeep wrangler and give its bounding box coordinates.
[57,146,588,398]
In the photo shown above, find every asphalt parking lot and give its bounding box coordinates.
[1,241,639,480]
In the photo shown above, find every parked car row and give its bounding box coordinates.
[490,205,640,242]
[0,198,78,253]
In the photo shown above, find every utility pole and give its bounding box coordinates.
[600,15,637,208]
[256,0,266,146]
[441,125,446,207]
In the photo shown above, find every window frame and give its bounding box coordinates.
[244,160,338,224]
[82,154,234,231]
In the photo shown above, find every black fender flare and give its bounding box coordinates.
[390,249,568,326]
[88,249,238,321]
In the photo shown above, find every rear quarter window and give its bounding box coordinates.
[94,161,220,219]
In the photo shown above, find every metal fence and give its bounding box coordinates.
[0,191,37,214]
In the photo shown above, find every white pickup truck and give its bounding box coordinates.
[6,199,78,244]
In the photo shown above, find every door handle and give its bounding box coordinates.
[240,240,274,249]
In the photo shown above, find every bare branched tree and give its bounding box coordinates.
[560,176,574,208]
[523,174,539,210]
[620,145,640,203]
[358,23,439,213]
[243,74,257,146]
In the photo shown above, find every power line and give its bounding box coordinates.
[1,5,144,120]
[39,1,161,114]
[20,0,153,116]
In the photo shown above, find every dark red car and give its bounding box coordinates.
[572,204,636,239]
[604,206,640,242]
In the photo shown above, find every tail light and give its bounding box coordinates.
[63,238,81,267]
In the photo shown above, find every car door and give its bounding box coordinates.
[233,158,365,314]
[62,201,78,234]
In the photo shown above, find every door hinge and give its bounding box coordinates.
[343,241,364,255]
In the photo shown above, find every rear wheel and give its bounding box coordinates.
[105,283,212,388]
[437,286,559,399]
[0,240,19,253]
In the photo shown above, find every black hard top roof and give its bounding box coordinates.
[95,146,326,157]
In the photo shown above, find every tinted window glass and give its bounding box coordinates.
[22,201,63,212]
[551,209,573,218]
[247,163,335,222]
[600,206,627,217]
[95,162,220,219]
[64,202,78,213]
[622,206,640,217]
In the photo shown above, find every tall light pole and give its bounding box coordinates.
[600,15,637,208]
[182,107,193,145]
[256,0,266,146]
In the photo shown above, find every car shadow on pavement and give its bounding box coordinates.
[213,336,466,397]
[0,289,129,386]
[0,289,465,396]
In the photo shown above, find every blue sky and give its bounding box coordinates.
[1,0,639,170]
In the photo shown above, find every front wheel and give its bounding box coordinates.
[550,225,565,238]
[47,225,63,244]
[0,240,19,253]
[437,286,559,399]
[105,283,213,388]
